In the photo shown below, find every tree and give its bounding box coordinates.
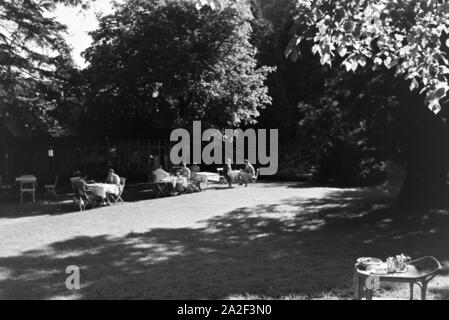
[285,0,449,202]
[0,0,83,137]
[82,0,274,137]
[286,0,449,113]
[242,0,394,184]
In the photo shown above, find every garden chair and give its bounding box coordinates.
[154,181,169,197]
[251,168,260,183]
[44,175,58,197]
[189,167,204,192]
[19,178,37,203]
[186,177,202,193]
[216,168,227,184]
[190,164,200,173]
[146,173,161,197]
[151,172,170,197]
[112,177,126,204]
[0,175,13,199]
[72,179,96,211]
[354,256,444,300]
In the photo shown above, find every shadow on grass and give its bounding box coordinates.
[0,182,234,219]
[0,187,448,299]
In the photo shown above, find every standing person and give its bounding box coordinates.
[242,159,255,187]
[223,159,233,188]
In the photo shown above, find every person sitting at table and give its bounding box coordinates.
[223,159,233,188]
[70,170,82,181]
[241,159,256,187]
[178,162,191,180]
[72,176,96,208]
[104,169,121,205]
[106,169,120,185]
[153,165,170,182]
[177,162,196,192]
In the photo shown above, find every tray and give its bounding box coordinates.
[366,263,409,275]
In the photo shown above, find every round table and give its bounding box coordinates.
[228,170,242,182]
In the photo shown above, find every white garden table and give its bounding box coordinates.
[15,175,37,203]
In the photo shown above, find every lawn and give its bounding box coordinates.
[0,181,448,300]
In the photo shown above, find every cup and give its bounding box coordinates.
[396,255,406,270]
[387,257,395,273]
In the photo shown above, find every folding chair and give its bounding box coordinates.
[146,172,167,197]
[155,181,170,197]
[217,168,227,185]
[145,173,161,198]
[72,179,96,211]
[189,171,203,192]
[45,175,58,197]
[112,178,126,204]
[185,179,201,193]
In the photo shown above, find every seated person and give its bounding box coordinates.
[178,162,191,180]
[71,171,88,188]
[241,159,256,187]
[106,169,120,185]
[73,176,104,207]
[153,165,170,182]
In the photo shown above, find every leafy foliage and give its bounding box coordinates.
[295,71,400,185]
[0,0,84,136]
[82,0,274,135]
[286,0,449,114]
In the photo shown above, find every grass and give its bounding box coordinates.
[0,181,448,300]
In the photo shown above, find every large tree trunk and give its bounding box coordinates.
[398,103,449,204]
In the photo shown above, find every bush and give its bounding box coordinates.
[296,100,388,186]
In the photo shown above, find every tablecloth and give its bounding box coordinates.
[159,176,188,188]
[87,183,120,199]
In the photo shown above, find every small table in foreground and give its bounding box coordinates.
[354,256,443,300]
